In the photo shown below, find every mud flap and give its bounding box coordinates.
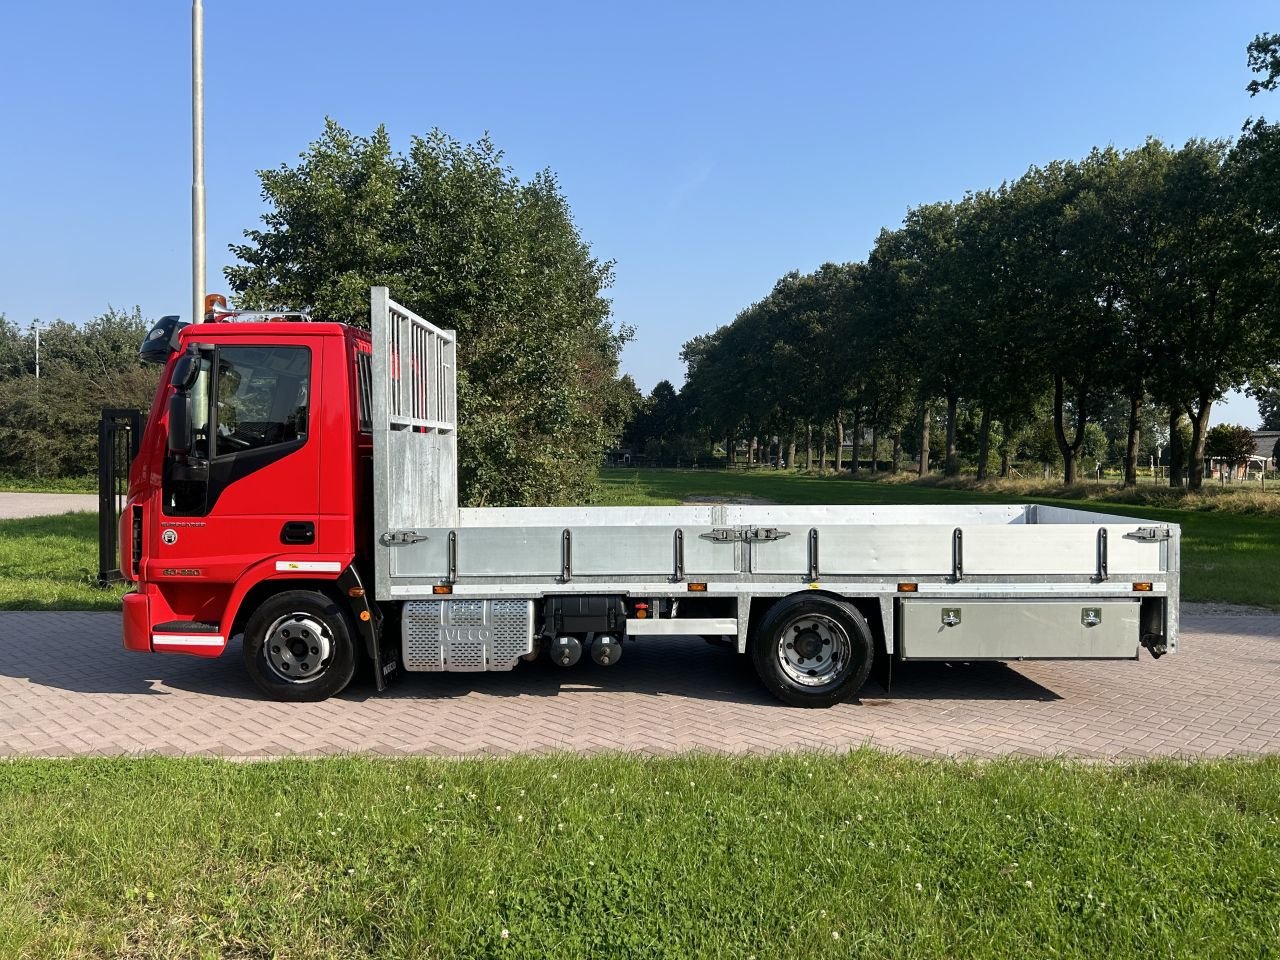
[871,645,893,694]
[337,564,397,691]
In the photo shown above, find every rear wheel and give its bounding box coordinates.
[242,590,356,702]
[750,594,874,708]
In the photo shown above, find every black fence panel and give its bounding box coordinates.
[97,409,141,585]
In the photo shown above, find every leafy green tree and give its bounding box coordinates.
[1007,159,1120,485]
[226,120,629,507]
[1256,385,1280,430]
[1247,33,1280,96]
[0,308,158,478]
[1145,140,1277,489]
[1237,35,1280,437]
[1205,423,1258,477]
[621,379,688,463]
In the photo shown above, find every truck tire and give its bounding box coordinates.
[750,594,874,708]
[242,590,357,702]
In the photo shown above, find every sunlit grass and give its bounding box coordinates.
[0,512,126,610]
[0,754,1276,959]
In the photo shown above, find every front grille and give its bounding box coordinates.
[131,506,143,576]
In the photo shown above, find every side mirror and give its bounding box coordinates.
[168,390,193,456]
[171,352,199,390]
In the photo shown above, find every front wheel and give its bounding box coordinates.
[242,590,357,702]
[750,594,874,708]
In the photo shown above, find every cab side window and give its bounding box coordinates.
[213,346,310,458]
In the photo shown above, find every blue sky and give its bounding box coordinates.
[0,1,1273,426]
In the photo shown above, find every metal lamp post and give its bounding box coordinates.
[192,0,205,326]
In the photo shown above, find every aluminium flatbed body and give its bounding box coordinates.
[371,291,1177,702]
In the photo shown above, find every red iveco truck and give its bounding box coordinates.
[121,289,1179,706]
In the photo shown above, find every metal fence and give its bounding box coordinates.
[97,408,140,584]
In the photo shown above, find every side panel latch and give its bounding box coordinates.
[1124,526,1171,543]
[380,529,429,546]
[699,527,792,543]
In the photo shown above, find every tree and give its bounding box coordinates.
[1145,140,1278,489]
[0,308,159,478]
[1247,33,1280,96]
[1010,159,1121,485]
[1256,385,1280,430]
[1205,423,1258,477]
[621,379,686,463]
[226,120,629,507]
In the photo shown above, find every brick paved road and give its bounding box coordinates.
[0,610,1276,758]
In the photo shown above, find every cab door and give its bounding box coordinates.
[154,339,322,584]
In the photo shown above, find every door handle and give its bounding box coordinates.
[280,521,315,545]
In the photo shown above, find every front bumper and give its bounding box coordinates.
[122,591,151,652]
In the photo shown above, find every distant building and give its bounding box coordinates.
[1208,430,1277,480]
[1255,430,1280,471]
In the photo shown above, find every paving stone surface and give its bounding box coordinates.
[0,610,1277,759]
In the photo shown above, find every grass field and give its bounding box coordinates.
[0,512,126,611]
[598,469,1280,609]
[0,754,1276,959]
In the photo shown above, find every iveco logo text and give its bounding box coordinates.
[441,627,490,644]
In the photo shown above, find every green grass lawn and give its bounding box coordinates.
[597,469,1280,609]
[0,754,1276,959]
[0,512,126,611]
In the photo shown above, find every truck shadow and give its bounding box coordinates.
[0,620,1057,705]
[344,636,1063,706]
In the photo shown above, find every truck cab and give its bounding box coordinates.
[123,309,376,685]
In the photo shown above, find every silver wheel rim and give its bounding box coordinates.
[263,613,333,683]
[777,614,850,687]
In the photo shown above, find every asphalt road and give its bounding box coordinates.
[0,492,99,519]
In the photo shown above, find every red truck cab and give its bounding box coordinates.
[122,310,379,693]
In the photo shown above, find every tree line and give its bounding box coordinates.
[624,36,1280,490]
[0,310,159,479]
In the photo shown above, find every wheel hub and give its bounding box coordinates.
[263,613,333,682]
[778,614,850,687]
[793,628,824,659]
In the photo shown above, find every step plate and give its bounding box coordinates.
[402,599,534,672]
